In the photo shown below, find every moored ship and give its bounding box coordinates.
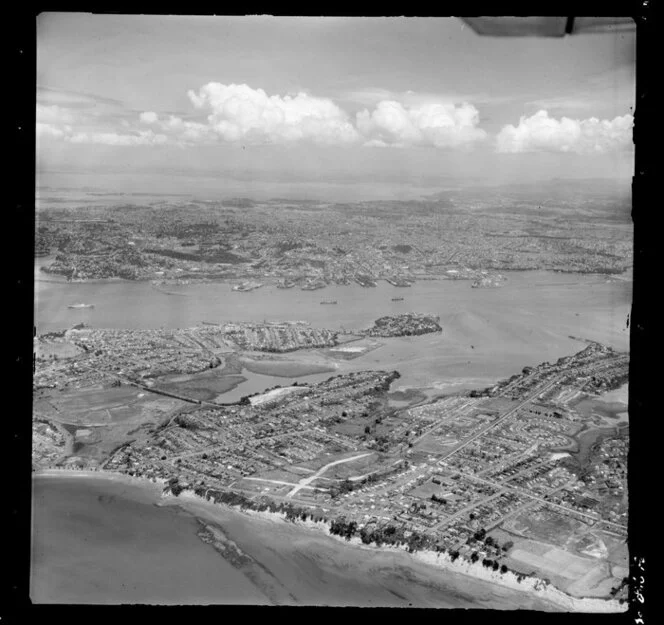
[233,281,263,292]
[67,303,94,309]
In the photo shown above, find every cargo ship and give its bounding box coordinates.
[68,303,94,309]
[385,277,412,287]
[320,300,338,305]
[354,274,377,287]
[391,297,404,301]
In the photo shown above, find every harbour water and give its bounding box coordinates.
[35,264,631,394]
[30,475,270,604]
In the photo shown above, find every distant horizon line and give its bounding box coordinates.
[37,168,633,185]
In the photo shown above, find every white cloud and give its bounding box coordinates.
[139,111,159,124]
[37,103,75,126]
[37,101,173,146]
[68,130,168,146]
[139,113,214,145]
[36,122,66,138]
[496,110,633,154]
[37,82,492,151]
[186,82,360,145]
[356,100,487,148]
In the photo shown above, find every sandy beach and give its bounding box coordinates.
[162,484,626,612]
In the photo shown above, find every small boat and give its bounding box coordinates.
[233,281,262,292]
[320,300,338,305]
[391,297,404,301]
[68,303,94,309]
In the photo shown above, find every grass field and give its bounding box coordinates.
[413,434,458,455]
[509,539,597,580]
[34,383,189,469]
[503,506,589,545]
[48,385,143,414]
[241,357,336,378]
[35,339,83,360]
[409,478,458,500]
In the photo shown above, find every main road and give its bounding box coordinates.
[439,378,560,461]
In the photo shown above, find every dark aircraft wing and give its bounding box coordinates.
[460,16,635,37]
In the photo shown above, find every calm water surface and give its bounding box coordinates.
[30,476,269,604]
[31,475,560,608]
[35,265,631,393]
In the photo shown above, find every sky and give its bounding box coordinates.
[36,14,636,191]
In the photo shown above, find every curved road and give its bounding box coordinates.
[286,452,374,498]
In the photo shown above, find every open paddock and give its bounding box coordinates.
[247,466,312,484]
[35,339,84,360]
[408,477,459,500]
[235,477,303,498]
[240,357,336,378]
[502,505,590,545]
[45,384,143,415]
[33,383,189,470]
[567,530,627,565]
[329,410,385,439]
[323,454,392,481]
[477,397,519,413]
[412,434,458,455]
[509,539,598,581]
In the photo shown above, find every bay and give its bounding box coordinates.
[30,475,270,604]
[31,474,560,608]
[35,267,631,394]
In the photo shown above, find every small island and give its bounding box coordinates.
[363,313,442,337]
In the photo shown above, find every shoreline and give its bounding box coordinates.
[34,266,634,288]
[33,468,626,612]
[167,490,625,613]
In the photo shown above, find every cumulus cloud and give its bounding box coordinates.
[136,112,214,145]
[496,110,633,154]
[356,100,487,148]
[139,111,159,124]
[37,101,170,146]
[37,82,492,150]
[185,82,360,145]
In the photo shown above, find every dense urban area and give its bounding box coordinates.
[33,179,631,605]
[33,313,629,602]
[35,180,632,286]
